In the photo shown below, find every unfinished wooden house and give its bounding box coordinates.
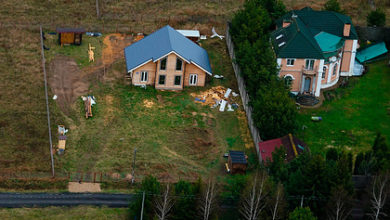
[124,25,212,90]
[57,28,86,46]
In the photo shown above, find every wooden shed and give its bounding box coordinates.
[228,150,248,174]
[57,28,86,46]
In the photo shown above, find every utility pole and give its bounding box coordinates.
[300,195,304,207]
[140,191,145,220]
[132,148,137,184]
[40,25,55,178]
[95,0,100,19]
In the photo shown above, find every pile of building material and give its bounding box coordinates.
[82,96,96,118]
[192,86,239,112]
[57,125,68,155]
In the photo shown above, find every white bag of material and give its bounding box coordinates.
[232,92,239,97]
[224,88,232,98]
[227,104,234,112]
[219,100,227,112]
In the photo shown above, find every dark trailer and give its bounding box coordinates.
[57,28,86,46]
[228,150,248,174]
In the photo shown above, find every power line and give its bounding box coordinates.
[40,25,55,178]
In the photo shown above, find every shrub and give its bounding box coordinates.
[367,9,386,27]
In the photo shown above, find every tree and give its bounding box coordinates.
[266,146,288,182]
[372,133,390,171]
[155,184,174,220]
[369,172,389,220]
[323,0,343,13]
[367,9,386,27]
[326,148,339,161]
[269,182,286,220]
[129,175,161,220]
[288,207,317,220]
[252,78,297,140]
[240,171,269,220]
[326,186,352,220]
[200,179,217,220]
[171,180,200,220]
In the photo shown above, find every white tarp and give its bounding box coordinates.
[353,61,364,76]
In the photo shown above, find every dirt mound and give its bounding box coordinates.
[48,56,89,114]
[102,33,133,66]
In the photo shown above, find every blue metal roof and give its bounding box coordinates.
[124,25,212,75]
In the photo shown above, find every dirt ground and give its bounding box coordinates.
[68,182,101,193]
[48,34,133,114]
[48,56,90,114]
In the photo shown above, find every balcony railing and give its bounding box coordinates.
[302,65,317,75]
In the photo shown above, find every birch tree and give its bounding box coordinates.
[155,184,174,220]
[269,182,285,220]
[370,172,389,220]
[200,179,217,220]
[327,186,352,220]
[240,171,268,220]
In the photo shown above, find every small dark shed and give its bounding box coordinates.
[228,150,248,174]
[57,28,86,46]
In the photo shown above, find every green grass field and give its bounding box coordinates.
[296,60,390,154]
[0,206,127,220]
[56,38,254,181]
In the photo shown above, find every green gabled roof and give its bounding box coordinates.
[276,7,358,40]
[272,7,357,59]
[271,18,324,59]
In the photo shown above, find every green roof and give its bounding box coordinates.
[314,32,342,52]
[271,7,358,59]
[356,42,388,63]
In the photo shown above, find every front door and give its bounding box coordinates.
[304,77,311,93]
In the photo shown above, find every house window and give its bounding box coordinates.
[140,71,148,82]
[174,75,182,85]
[305,59,315,70]
[160,58,167,70]
[333,64,337,76]
[284,75,293,87]
[189,74,198,85]
[176,58,183,71]
[322,67,326,79]
[158,75,166,85]
[286,59,295,66]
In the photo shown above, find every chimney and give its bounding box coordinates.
[343,23,351,37]
[283,20,291,28]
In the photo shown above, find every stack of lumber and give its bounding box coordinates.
[84,96,93,118]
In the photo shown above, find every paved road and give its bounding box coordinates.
[0,193,135,208]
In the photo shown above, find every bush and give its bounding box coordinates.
[323,0,343,13]
[367,9,386,27]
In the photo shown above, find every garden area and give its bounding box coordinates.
[296,60,390,154]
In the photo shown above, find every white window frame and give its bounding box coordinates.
[140,71,148,82]
[286,59,295,66]
[333,64,337,76]
[305,59,315,70]
[189,74,198,85]
[175,58,183,71]
[160,57,167,70]
[322,66,327,79]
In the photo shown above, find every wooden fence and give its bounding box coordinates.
[225,23,263,162]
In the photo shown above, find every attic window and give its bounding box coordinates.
[276,34,283,40]
[278,42,286,47]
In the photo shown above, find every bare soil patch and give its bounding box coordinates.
[102,34,133,66]
[48,56,90,115]
[68,182,101,192]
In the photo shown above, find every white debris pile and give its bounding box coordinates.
[191,86,240,112]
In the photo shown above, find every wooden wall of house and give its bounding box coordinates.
[155,53,185,90]
[132,61,157,85]
[183,63,206,87]
[60,33,75,45]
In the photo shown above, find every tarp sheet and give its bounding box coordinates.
[356,42,388,63]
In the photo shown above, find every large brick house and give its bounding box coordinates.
[124,25,212,90]
[271,7,358,97]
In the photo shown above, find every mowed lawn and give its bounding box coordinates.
[296,60,390,154]
[57,39,254,181]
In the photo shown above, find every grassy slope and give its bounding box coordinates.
[296,60,390,154]
[0,206,127,220]
[57,39,254,181]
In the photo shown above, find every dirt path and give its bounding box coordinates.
[68,182,101,193]
[48,56,89,114]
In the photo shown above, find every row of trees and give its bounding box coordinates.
[229,0,297,140]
